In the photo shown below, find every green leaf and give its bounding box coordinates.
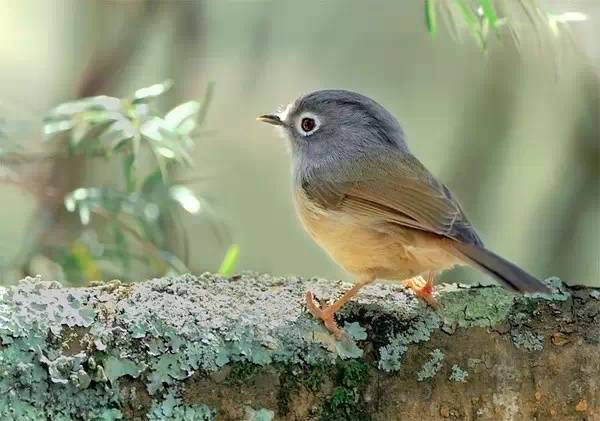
[46,100,89,118]
[47,96,120,118]
[425,0,437,37]
[83,95,121,111]
[70,122,90,147]
[43,120,73,137]
[74,119,116,149]
[37,81,215,283]
[157,127,193,165]
[141,117,194,169]
[164,101,200,132]
[133,80,173,102]
[453,0,478,27]
[155,146,176,159]
[452,0,484,46]
[478,0,498,28]
[80,109,119,124]
[169,185,201,214]
[218,244,240,276]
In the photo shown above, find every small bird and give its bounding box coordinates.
[258,89,549,338]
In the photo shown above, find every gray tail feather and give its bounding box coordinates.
[454,242,550,294]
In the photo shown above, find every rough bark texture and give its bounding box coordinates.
[0,273,598,420]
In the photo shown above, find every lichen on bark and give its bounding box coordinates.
[0,273,598,420]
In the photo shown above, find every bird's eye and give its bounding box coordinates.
[301,117,316,133]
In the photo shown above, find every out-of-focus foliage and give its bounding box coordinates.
[1,81,236,282]
[43,80,199,178]
[425,0,588,48]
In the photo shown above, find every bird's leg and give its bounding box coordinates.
[305,282,369,339]
[401,272,439,309]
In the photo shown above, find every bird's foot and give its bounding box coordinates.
[304,282,369,339]
[401,273,439,309]
[304,291,345,339]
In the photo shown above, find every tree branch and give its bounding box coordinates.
[0,274,598,419]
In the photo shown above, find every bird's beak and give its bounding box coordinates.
[256,114,285,126]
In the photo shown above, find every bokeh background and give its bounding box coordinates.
[0,0,598,286]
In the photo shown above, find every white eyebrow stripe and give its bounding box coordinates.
[277,102,293,122]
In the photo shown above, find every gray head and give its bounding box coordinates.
[257,90,408,171]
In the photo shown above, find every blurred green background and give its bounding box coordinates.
[0,0,598,286]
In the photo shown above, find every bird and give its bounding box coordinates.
[257,89,550,338]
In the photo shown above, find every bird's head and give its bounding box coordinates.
[257,89,408,171]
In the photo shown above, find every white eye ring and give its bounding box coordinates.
[295,112,321,136]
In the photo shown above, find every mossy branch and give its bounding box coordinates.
[0,274,598,420]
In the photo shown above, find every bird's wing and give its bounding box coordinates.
[302,153,483,246]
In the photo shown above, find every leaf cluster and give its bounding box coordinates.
[31,81,235,282]
[424,0,587,49]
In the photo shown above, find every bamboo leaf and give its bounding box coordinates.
[218,244,240,276]
[425,0,438,37]
[478,0,498,28]
[452,0,484,46]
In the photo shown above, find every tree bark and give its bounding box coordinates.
[0,274,598,420]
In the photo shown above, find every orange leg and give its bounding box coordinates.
[401,272,439,309]
[305,282,368,339]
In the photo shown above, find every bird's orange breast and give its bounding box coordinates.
[294,190,462,282]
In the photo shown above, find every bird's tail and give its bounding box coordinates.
[453,242,550,294]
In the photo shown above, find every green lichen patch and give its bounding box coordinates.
[416,348,445,381]
[449,364,468,383]
[438,284,514,329]
[104,356,145,384]
[377,310,440,372]
[1,276,96,338]
[378,341,408,372]
[510,329,544,351]
[244,407,275,421]
[527,277,571,302]
[147,391,214,420]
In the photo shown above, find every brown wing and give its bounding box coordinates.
[301,152,483,246]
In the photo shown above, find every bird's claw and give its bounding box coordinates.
[304,291,345,339]
[402,274,440,309]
